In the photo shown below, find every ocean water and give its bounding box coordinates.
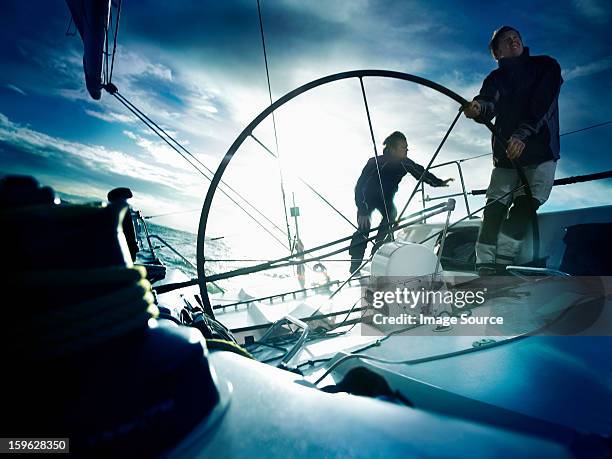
[142,222,342,300]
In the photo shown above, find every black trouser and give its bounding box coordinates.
[349,203,397,272]
[476,196,540,267]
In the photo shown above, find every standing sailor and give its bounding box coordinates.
[464,26,562,274]
[349,131,452,274]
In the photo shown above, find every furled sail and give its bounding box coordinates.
[65,0,111,100]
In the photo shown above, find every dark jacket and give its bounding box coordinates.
[474,48,563,168]
[354,155,445,215]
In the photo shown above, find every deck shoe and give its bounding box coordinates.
[476,263,497,277]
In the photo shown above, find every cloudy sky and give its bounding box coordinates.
[1,0,611,260]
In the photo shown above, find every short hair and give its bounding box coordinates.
[382,131,406,155]
[489,26,521,59]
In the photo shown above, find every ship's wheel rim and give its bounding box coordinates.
[197,70,474,317]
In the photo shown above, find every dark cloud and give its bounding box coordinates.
[0,0,610,229]
[121,0,351,66]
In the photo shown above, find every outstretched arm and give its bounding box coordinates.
[401,158,450,187]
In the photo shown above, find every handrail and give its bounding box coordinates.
[148,234,196,270]
[329,198,456,300]
[231,307,365,334]
[420,160,473,221]
[212,275,368,311]
[148,233,226,294]
[433,198,456,278]
[156,201,450,295]
[136,210,155,253]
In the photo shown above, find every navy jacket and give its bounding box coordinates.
[474,48,563,168]
[354,155,445,216]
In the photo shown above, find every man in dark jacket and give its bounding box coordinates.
[464,26,562,274]
[349,131,451,274]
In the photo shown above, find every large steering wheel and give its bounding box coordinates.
[196,70,536,318]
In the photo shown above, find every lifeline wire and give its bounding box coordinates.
[155,204,449,294]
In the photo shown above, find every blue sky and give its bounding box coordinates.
[1,0,611,257]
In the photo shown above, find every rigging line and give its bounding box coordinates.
[359,77,392,230]
[395,109,463,226]
[110,92,290,250]
[333,183,527,300]
[458,152,490,163]
[429,154,490,171]
[471,169,612,195]
[206,258,357,262]
[313,287,591,386]
[113,95,288,251]
[256,0,293,251]
[418,182,528,246]
[114,91,287,238]
[104,4,113,86]
[112,92,211,178]
[113,93,287,237]
[312,335,528,386]
[108,0,122,83]
[143,208,201,219]
[299,179,358,230]
[250,134,358,230]
[560,120,612,137]
[443,120,611,166]
[64,14,76,36]
[158,203,448,294]
[205,203,450,283]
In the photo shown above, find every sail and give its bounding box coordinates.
[65,0,112,100]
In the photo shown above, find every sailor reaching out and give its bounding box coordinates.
[348,131,452,274]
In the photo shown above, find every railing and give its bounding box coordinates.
[148,234,197,270]
[419,159,477,222]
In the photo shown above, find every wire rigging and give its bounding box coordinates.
[256,0,293,252]
[560,120,612,137]
[250,134,358,230]
[359,77,392,228]
[395,109,463,226]
[100,4,291,249]
[107,88,289,250]
[108,0,122,83]
[113,91,287,238]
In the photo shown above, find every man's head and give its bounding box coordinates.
[489,26,523,60]
[383,131,408,160]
